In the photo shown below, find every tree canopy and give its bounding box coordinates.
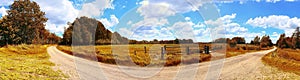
[0,0,60,46]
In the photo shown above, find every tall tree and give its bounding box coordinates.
[0,0,48,44]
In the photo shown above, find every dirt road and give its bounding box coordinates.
[47,46,299,80]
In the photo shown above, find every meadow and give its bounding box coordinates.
[57,43,266,67]
[0,45,67,79]
[57,44,212,67]
[262,48,300,75]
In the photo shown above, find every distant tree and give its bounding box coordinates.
[260,35,273,48]
[231,37,245,44]
[277,34,288,48]
[291,27,300,49]
[253,36,260,45]
[228,39,237,47]
[213,38,229,43]
[174,38,179,44]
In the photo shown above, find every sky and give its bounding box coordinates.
[1,0,300,43]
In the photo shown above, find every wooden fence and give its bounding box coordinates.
[133,45,210,60]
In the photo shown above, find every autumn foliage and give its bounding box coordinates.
[276,27,300,49]
[0,0,61,46]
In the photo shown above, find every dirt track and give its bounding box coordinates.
[47,46,300,80]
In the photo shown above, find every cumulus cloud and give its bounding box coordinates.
[118,26,174,41]
[131,18,169,29]
[79,0,114,17]
[170,21,195,39]
[137,0,204,18]
[205,14,248,34]
[246,15,300,36]
[0,6,7,17]
[34,0,79,36]
[99,15,119,31]
[137,1,175,18]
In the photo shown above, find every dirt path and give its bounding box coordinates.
[47,46,299,80]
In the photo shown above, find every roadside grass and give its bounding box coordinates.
[262,48,300,75]
[0,44,67,79]
[226,44,271,57]
[57,44,212,67]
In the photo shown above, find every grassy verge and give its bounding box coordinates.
[57,44,211,67]
[262,48,300,75]
[226,44,272,57]
[0,44,67,79]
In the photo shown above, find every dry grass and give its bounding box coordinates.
[0,44,67,79]
[57,44,211,67]
[262,48,300,75]
[226,44,271,57]
[209,43,270,57]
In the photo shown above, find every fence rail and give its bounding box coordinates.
[131,45,210,60]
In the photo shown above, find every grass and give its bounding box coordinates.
[0,44,67,79]
[57,44,265,67]
[57,44,212,67]
[226,44,271,57]
[262,48,300,75]
[209,43,271,57]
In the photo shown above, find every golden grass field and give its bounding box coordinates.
[57,43,266,67]
[262,48,300,75]
[57,44,212,67]
[0,45,67,79]
[210,44,271,57]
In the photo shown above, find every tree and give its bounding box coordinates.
[253,36,260,45]
[0,0,48,44]
[231,37,245,44]
[260,35,273,48]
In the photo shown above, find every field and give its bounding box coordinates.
[210,44,271,57]
[262,48,300,75]
[57,43,267,67]
[0,45,67,79]
[57,44,212,67]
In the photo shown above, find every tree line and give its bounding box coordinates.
[277,27,300,49]
[213,36,273,48]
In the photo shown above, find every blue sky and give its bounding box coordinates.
[1,0,300,43]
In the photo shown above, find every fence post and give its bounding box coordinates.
[207,46,210,54]
[161,47,164,60]
[186,46,190,55]
[144,46,147,53]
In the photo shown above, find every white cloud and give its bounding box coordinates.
[0,6,7,17]
[137,1,175,18]
[99,15,119,31]
[205,14,248,34]
[34,0,79,36]
[137,0,204,18]
[185,17,191,21]
[132,18,169,29]
[170,21,196,40]
[79,0,114,17]
[246,15,300,36]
